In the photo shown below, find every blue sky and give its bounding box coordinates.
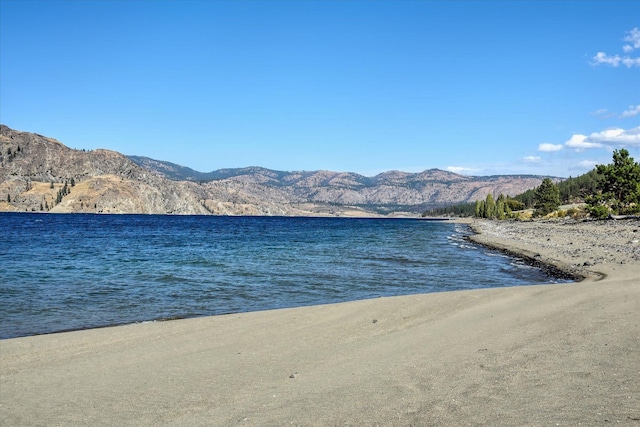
[1,1,639,177]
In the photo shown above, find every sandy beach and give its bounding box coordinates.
[1,219,639,426]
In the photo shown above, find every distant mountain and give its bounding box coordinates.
[1,125,556,216]
[128,155,554,213]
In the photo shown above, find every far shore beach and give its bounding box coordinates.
[1,218,639,426]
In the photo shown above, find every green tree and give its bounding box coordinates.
[475,200,483,217]
[505,197,525,211]
[589,149,640,215]
[514,188,535,209]
[496,194,509,220]
[533,178,560,217]
[484,193,496,219]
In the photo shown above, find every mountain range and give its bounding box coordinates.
[1,125,556,216]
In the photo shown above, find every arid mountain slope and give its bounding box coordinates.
[0,125,209,214]
[2,125,553,216]
[129,156,550,210]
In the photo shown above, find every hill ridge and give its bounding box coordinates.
[1,125,553,216]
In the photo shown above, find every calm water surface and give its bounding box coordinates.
[0,213,568,338]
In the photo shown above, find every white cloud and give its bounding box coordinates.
[592,28,640,68]
[591,108,618,119]
[592,52,623,66]
[587,126,640,146]
[620,105,640,118]
[522,156,541,163]
[622,57,640,67]
[565,126,640,150]
[445,166,476,175]
[591,105,640,119]
[565,134,603,150]
[623,27,640,51]
[538,143,563,152]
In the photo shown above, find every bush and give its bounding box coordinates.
[589,205,610,219]
[565,207,588,219]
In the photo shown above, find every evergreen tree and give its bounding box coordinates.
[514,188,536,208]
[557,169,602,203]
[587,149,640,215]
[533,178,560,217]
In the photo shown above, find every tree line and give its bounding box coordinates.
[423,149,640,219]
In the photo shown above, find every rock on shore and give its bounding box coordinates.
[468,218,640,280]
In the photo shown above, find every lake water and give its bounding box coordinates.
[0,213,568,339]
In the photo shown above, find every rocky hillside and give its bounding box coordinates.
[129,157,550,212]
[1,125,554,216]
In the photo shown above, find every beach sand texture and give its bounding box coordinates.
[1,219,639,426]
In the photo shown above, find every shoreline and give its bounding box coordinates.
[466,222,593,282]
[1,219,639,425]
[467,218,640,281]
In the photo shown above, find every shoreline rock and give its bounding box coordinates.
[466,218,640,282]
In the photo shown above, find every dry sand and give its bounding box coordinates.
[1,219,639,426]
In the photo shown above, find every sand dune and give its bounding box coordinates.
[1,219,639,426]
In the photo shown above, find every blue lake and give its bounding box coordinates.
[0,213,568,338]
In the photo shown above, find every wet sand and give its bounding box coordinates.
[1,219,639,426]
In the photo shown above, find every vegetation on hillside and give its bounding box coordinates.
[422,149,640,220]
[511,169,601,209]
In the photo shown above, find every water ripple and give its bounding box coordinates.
[0,213,569,338]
